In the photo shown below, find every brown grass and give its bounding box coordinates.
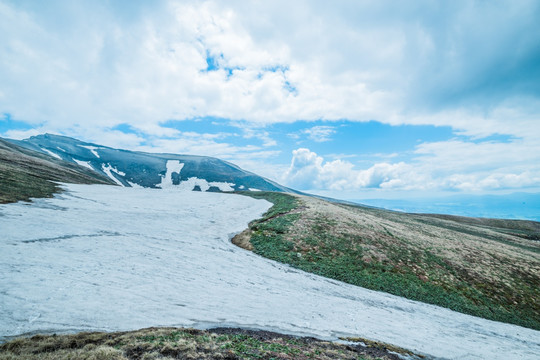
[0,327,407,360]
[0,138,114,204]
[243,192,540,329]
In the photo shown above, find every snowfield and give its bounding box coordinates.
[1,184,539,359]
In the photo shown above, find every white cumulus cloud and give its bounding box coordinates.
[284,142,540,193]
[3,0,537,138]
[284,148,413,191]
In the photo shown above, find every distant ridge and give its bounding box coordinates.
[7,133,297,194]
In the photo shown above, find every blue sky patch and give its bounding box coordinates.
[204,51,244,78]
[260,121,455,165]
[0,113,34,133]
[111,123,140,134]
[158,118,456,166]
[205,51,221,71]
[162,117,238,134]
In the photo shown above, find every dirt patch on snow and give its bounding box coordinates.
[232,229,254,251]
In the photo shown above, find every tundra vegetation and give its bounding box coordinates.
[0,139,113,203]
[0,327,405,360]
[239,192,540,331]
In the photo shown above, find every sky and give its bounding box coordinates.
[1,0,540,205]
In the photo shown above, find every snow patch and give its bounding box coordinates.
[174,177,210,191]
[127,181,144,189]
[41,148,61,159]
[158,160,184,188]
[209,181,235,192]
[169,177,235,192]
[73,159,94,171]
[249,188,261,192]
[101,164,126,187]
[157,160,234,192]
[166,160,184,174]
[79,145,100,158]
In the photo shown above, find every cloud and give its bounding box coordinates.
[2,128,43,140]
[303,126,336,142]
[284,140,540,193]
[284,148,412,190]
[2,0,538,139]
[241,127,277,147]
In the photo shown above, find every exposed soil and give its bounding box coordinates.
[231,229,254,251]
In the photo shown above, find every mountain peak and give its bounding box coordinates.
[10,134,295,193]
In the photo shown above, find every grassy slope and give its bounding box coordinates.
[0,138,114,203]
[416,213,540,240]
[0,327,405,360]
[240,192,540,331]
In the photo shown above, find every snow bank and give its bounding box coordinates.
[73,159,94,171]
[172,177,235,192]
[101,164,125,186]
[41,147,62,159]
[158,160,184,188]
[78,145,100,158]
[0,185,538,359]
[126,181,144,188]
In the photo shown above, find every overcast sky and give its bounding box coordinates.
[1,0,539,199]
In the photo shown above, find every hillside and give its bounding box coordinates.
[238,192,540,330]
[7,134,295,193]
[0,138,114,203]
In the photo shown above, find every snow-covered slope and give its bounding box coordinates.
[1,184,539,359]
[7,134,294,193]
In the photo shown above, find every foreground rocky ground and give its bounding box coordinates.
[0,327,410,360]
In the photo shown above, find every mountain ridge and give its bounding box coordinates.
[6,133,297,194]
